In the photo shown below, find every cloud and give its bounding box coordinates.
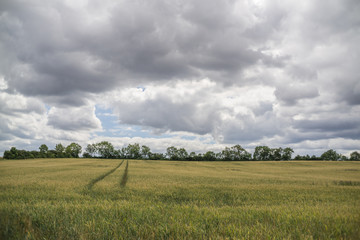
[0,0,360,156]
[275,83,319,105]
[0,91,45,116]
[0,0,284,105]
[292,115,360,141]
[101,79,278,143]
[47,105,102,131]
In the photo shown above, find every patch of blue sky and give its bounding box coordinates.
[95,106,118,136]
[202,138,216,144]
[179,135,196,141]
[137,86,146,92]
[44,104,51,111]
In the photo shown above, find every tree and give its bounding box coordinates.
[270,147,283,160]
[30,150,40,158]
[96,141,115,159]
[350,151,360,161]
[166,146,179,160]
[39,144,48,157]
[141,145,151,159]
[65,143,82,158]
[321,149,340,161]
[55,143,65,158]
[124,143,141,159]
[4,147,36,159]
[232,145,251,161]
[203,151,216,161]
[282,147,294,160]
[114,149,124,159]
[220,147,232,161]
[84,144,97,158]
[3,147,18,159]
[149,152,165,160]
[253,146,271,161]
[177,148,188,160]
[193,152,204,161]
[219,145,251,161]
[189,152,203,161]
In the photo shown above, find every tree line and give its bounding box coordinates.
[3,143,82,159]
[3,141,360,161]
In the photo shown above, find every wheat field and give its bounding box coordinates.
[0,158,359,239]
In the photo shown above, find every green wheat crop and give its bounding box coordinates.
[0,159,359,239]
[120,160,129,188]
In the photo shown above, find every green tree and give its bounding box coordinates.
[84,143,97,158]
[282,147,294,160]
[96,141,115,158]
[270,147,283,160]
[39,144,48,157]
[55,143,65,158]
[253,146,271,161]
[203,151,216,161]
[232,145,251,161]
[166,146,179,160]
[321,149,340,161]
[3,147,18,159]
[125,143,141,159]
[65,143,82,158]
[220,145,251,161]
[189,152,203,161]
[220,147,232,160]
[350,151,360,161]
[149,152,165,160]
[30,150,40,158]
[177,148,188,160]
[141,145,151,159]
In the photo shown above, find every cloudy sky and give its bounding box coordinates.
[0,0,359,156]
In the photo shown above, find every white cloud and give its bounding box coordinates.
[0,0,360,156]
[99,79,277,142]
[47,105,102,131]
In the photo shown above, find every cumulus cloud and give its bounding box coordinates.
[0,0,360,156]
[100,79,278,143]
[0,0,283,102]
[275,83,319,105]
[47,105,102,131]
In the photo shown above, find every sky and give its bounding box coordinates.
[0,0,359,157]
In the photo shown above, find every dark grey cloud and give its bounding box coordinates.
[0,0,283,105]
[107,83,280,143]
[0,120,15,141]
[253,102,273,116]
[0,0,360,156]
[293,118,360,140]
[113,92,218,135]
[0,113,36,141]
[287,65,318,81]
[335,77,360,106]
[294,119,359,132]
[275,84,319,105]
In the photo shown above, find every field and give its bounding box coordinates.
[0,159,360,239]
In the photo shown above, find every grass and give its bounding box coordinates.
[120,160,129,188]
[0,159,359,239]
[86,160,124,190]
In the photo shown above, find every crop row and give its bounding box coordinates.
[86,160,127,190]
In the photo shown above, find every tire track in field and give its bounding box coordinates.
[120,160,129,188]
[86,160,124,190]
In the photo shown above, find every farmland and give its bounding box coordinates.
[0,159,360,239]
